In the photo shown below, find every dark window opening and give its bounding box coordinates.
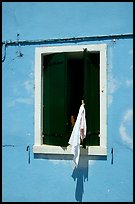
[67,58,84,132]
[42,51,100,147]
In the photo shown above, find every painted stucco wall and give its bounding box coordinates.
[2,2,133,202]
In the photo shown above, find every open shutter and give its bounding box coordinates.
[43,53,68,146]
[84,49,100,145]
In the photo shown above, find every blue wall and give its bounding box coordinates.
[2,2,133,202]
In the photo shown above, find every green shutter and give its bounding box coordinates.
[43,53,68,146]
[84,49,100,145]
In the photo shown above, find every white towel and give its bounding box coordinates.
[68,104,86,167]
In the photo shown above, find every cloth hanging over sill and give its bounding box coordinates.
[68,103,87,167]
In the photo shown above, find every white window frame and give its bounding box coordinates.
[33,44,107,155]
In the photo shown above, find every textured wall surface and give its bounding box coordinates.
[2,2,133,202]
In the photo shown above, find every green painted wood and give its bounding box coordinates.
[43,53,68,146]
[84,50,100,145]
[43,51,100,147]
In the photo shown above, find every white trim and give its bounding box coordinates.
[33,145,107,155]
[33,44,107,156]
[34,51,42,145]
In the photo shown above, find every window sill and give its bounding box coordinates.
[33,145,107,156]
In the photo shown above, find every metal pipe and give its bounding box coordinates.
[2,33,133,47]
[2,43,7,62]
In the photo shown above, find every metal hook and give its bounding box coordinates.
[111,148,113,164]
[26,145,30,164]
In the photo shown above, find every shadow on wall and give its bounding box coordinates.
[72,155,88,202]
[71,149,107,202]
[34,152,107,202]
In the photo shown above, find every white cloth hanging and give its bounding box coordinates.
[68,104,86,167]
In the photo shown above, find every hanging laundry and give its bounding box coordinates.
[68,101,86,167]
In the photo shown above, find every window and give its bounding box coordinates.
[33,44,107,155]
